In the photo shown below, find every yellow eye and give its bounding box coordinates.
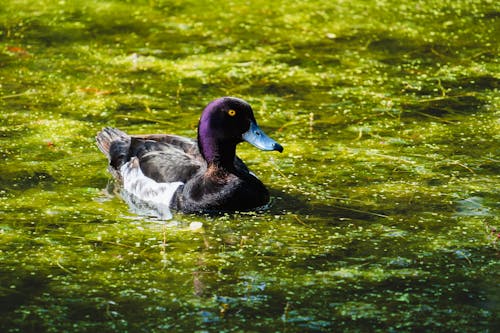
[228,109,236,117]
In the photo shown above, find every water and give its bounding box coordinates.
[1,0,499,331]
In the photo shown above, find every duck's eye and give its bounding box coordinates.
[228,109,236,117]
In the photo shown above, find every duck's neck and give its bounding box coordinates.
[198,134,237,170]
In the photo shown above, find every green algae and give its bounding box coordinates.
[1,0,499,332]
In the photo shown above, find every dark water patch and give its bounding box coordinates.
[443,74,500,91]
[310,204,387,221]
[0,125,30,140]
[0,171,56,191]
[483,10,500,19]
[0,269,51,315]
[383,201,455,216]
[368,37,419,54]
[177,78,224,101]
[3,294,131,332]
[477,158,500,174]
[402,95,485,118]
[262,82,300,97]
[366,36,441,65]
[245,81,312,98]
[115,100,149,113]
[294,255,496,330]
[280,54,341,68]
[455,194,500,217]
[364,33,488,67]
[26,20,90,46]
[269,190,389,221]
[281,281,492,332]
[276,41,345,67]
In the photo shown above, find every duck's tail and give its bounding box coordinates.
[96,127,131,169]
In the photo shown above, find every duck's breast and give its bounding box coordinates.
[173,171,269,213]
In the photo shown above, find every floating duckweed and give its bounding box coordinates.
[0,0,499,332]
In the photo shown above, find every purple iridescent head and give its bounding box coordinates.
[197,97,283,164]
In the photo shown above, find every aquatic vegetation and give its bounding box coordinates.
[0,0,498,332]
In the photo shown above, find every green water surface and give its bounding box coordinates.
[0,0,499,332]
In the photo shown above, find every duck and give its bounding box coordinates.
[96,97,283,215]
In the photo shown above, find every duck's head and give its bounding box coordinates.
[198,97,283,163]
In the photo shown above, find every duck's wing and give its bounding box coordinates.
[128,136,205,183]
[97,128,205,184]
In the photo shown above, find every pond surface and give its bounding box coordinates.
[1,0,499,332]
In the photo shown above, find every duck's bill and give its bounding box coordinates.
[242,121,283,153]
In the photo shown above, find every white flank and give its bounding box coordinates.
[119,157,183,220]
